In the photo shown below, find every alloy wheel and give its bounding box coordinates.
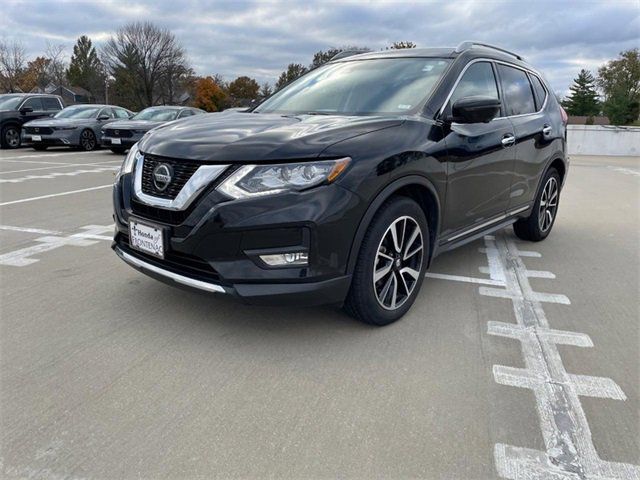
[373,215,424,310]
[5,127,20,148]
[81,130,96,150]
[538,176,558,232]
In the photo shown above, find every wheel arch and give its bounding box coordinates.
[346,175,442,275]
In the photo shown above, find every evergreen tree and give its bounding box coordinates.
[562,69,600,116]
[66,36,105,100]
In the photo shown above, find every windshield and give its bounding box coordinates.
[0,95,24,110]
[131,108,179,121]
[255,58,451,115]
[54,106,101,119]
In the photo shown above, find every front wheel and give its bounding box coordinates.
[513,168,561,241]
[1,125,21,149]
[79,129,98,151]
[344,196,429,326]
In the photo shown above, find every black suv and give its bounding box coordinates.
[0,93,64,148]
[113,42,568,325]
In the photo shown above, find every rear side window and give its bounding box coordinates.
[498,65,536,116]
[113,108,130,119]
[529,75,547,110]
[178,109,195,118]
[449,62,499,107]
[43,97,61,110]
[22,97,44,111]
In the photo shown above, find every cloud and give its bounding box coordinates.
[1,0,638,95]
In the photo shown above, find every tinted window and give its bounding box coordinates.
[449,62,499,106]
[178,109,195,118]
[256,58,451,115]
[530,75,547,110]
[22,97,44,111]
[43,97,61,110]
[99,108,114,119]
[131,107,179,121]
[113,108,130,119]
[498,65,536,116]
[54,106,101,119]
[0,94,24,110]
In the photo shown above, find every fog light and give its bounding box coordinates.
[259,251,308,266]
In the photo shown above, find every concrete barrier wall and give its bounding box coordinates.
[567,125,640,156]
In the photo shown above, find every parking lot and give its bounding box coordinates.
[0,148,638,479]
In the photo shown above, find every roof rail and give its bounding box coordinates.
[330,50,368,61]
[455,41,524,61]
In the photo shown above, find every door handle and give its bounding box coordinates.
[542,125,552,137]
[501,134,516,148]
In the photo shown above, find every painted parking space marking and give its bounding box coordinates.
[424,272,505,286]
[0,225,62,235]
[1,161,121,174]
[0,151,98,161]
[427,233,639,479]
[0,166,118,183]
[608,166,640,177]
[0,184,112,206]
[0,225,113,266]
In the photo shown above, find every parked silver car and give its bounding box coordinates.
[22,104,133,151]
[101,106,205,153]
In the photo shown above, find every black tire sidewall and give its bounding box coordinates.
[2,125,21,149]
[81,129,97,151]
[347,196,429,326]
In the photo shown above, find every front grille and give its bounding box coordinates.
[25,126,53,134]
[117,233,221,282]
[141,154,201,200]
[131,199,190,225]
[104,128,133,138]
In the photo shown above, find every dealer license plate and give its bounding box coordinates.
[129,219,165,258]
[111,138,121,145]
[32,135,41,141]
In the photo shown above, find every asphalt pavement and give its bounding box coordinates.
[0,147,638,479]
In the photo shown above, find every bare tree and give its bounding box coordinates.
[45,42,67,86]
[102,22,191,110]
[0,39,26,92]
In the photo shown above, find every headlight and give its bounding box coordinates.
[217,157,350,199]
[120,143,140,175]
[54,126,77,131]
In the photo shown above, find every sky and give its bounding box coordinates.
[1,0,639,96]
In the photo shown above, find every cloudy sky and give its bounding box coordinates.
[2,0,639,95]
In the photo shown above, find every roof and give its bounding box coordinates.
[142,105,185,110]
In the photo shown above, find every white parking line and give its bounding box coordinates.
[0,185,112,206]
[429,234,639,478]
[425,272,505,286]
[0,167,118,184]
[0,225,113,266]
[0,151,98,161]
[0,225,62,235]
[1,161,121,174]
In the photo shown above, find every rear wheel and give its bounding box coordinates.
[344,196,429,326]
[79,129,97,151]
[513,168,561,241]
[110,147,126,154]
[1,125,21,149]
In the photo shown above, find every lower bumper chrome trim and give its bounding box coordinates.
[115,246,226,293]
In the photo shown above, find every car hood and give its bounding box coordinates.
[105,120,166,131]
[24,118,94,127]
[138,111,404,162]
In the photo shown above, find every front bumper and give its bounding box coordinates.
[112,168,363,306]
[101,133,142,148]
[23,129,80,146]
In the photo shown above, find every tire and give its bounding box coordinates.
[32,145,48,151]
[344,196,429,326]
[79,129,98,151]
[1,125,21,149]
[513,168,561,242]
[110,147,126,154]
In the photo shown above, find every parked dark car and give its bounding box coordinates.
[112,42,568,325]
[0,93,64,148]
[22,104,133,151]
[101,106,205,153]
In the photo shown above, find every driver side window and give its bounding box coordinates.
[449,62,499,107]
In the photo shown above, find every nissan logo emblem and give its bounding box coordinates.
[152,163,173,192]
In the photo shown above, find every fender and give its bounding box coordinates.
[346,174,442,275]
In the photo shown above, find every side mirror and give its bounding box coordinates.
[97,114,110,121]
[20,107,34,114]
[448,96,501,124]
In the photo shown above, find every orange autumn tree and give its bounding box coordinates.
[193,76,227,112]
